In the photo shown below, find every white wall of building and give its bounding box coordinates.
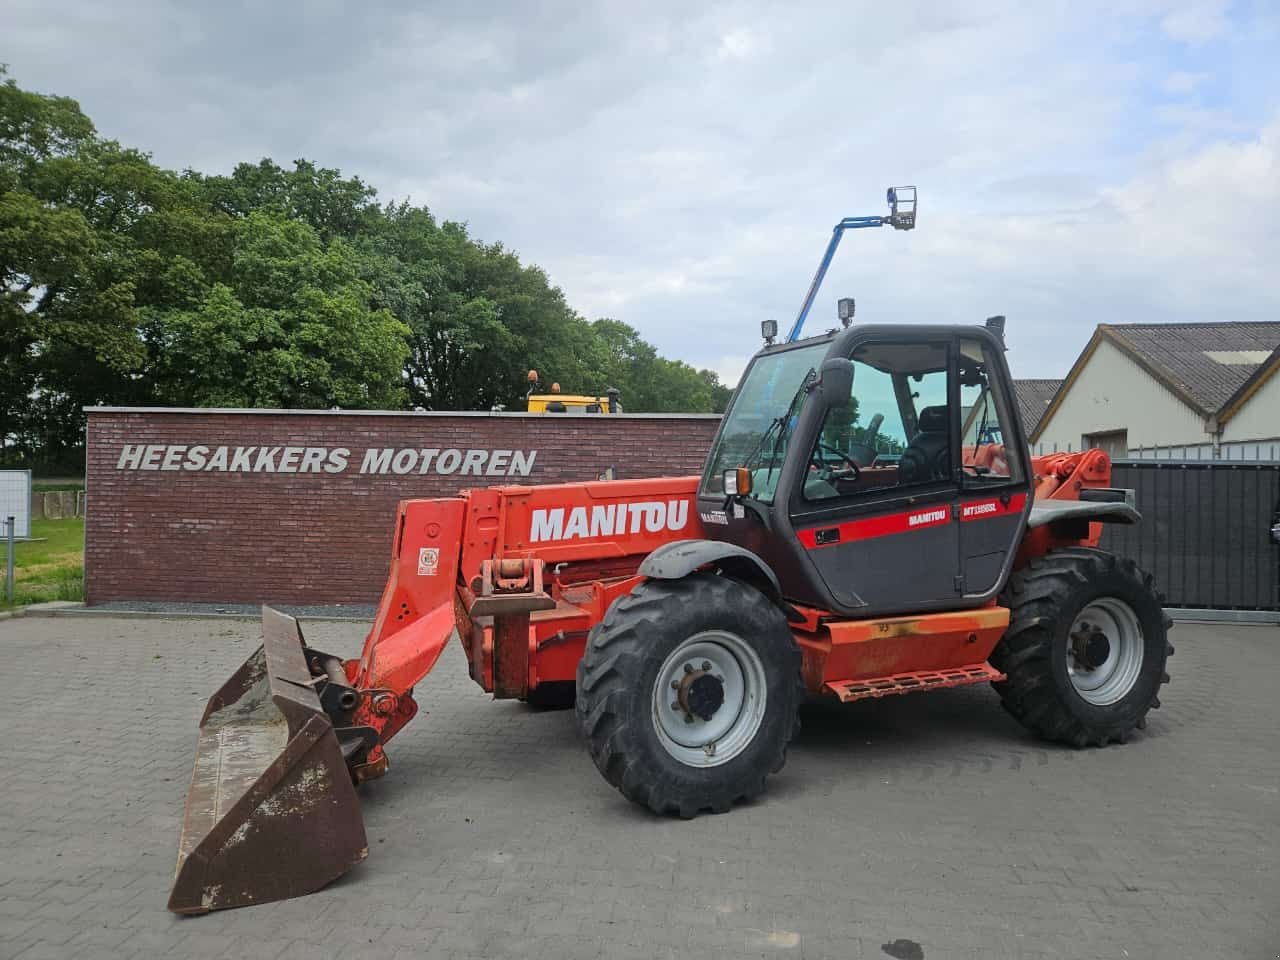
[1222,367,1280,445]
[1035,338,1207,453]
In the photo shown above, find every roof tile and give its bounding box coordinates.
[1104,322,1280,414]
[1013,379,1062,434]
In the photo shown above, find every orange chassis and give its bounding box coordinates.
[344,451,1113,779]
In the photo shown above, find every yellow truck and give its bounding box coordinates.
[525,370,622,414]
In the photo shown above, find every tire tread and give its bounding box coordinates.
[992,547,1171,747]
[575,575,802,816]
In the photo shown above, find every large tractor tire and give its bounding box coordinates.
[575,574,803,817]
[992,547,1173,747]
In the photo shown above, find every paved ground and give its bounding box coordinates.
[0,616,1276,960]
[78,601,378,619]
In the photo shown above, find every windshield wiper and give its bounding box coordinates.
[740,417,784,472]
[739,369,814,472]
[760,369,816,487]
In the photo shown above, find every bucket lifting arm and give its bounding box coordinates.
[786,185,917,343]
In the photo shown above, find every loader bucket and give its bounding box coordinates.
[168,607,368,914]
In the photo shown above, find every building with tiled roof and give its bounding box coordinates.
[1012,379,1062,435]
[1031,322,1280,459]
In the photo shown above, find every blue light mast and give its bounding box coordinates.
[785,186,917,343]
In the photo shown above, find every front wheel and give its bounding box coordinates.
[575,575,802,817]
[992,548,1173,747]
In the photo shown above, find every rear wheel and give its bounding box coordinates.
[575,575,802,817]
[992,548,1173,746]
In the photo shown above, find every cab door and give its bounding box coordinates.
[955,336,1033,597]
[787,337,964,616]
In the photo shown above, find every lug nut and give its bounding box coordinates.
[671,700,681,711]
[683,663,694,674]
[683,713,695,724]
[701,661,712,672]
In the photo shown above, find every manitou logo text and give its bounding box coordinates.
[530,500,691,543]
[908,507,948,527]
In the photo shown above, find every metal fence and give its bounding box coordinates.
[1100,459,1280,612]
[1032,441,1280,461]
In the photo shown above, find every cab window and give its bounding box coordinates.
[959,338,1024,485]
[804,341,951,501]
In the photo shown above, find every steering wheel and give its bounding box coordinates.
[844,413,883,467]
[812,442,861,480]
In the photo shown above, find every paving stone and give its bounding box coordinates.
[0,616,1275,959]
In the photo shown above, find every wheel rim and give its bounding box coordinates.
[1066,597,1144,706]
[651,630,768,768]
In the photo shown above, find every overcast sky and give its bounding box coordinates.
[6,0,1278,384]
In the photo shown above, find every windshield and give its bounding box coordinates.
[701,341,829,502]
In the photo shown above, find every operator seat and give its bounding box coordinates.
[899,405,950,484]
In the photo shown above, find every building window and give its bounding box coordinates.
[1084,429,1128,459]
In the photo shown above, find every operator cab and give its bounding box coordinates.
[699,324,1033,618]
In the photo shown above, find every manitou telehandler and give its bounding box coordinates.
[169,187,1172,913]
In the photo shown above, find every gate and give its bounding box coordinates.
[1101,460,1280,612]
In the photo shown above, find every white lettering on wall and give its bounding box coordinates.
[184,445,209,470]
[361,448,394,474]
[117,445,144,469]
[325,448,349,473]
[510,450,536,476]
[113,444,538,477]
[435,449,462,474]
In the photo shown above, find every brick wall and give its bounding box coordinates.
[85,408,721,604]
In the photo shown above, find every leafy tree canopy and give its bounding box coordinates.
[0,68,731,469]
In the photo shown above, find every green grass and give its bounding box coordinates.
[1,516,84,610]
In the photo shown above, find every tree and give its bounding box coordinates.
[1,67,158,464]
[197,158,380,242]
[1,68,733,468]
[361,206,518,410]
[149,212,408,408]
[590,318,732,413]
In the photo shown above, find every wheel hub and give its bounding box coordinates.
[1071,622,1111,670]
[681,671,726,721]
[652,633,768,768]
[1065,600,1145,706]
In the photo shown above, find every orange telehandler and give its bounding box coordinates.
[169,188,1172,913]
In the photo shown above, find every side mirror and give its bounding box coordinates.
[819,357,854,407]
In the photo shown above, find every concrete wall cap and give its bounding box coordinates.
[85,406,722,420]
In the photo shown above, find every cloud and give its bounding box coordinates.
[1163,70,1211,94]
[712,27,771,63]
[712,353,754,388]
[1160,0,1231,44]
[3,0,1277,382]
